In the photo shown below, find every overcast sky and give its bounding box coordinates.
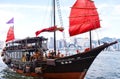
[0,0,120,41]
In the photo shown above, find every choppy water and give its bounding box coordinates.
[86,51,120,79]
[0,51,120,79]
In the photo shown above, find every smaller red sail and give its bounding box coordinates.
[69,0,100,36]
[35,26,64,36]
[6,26,15,42]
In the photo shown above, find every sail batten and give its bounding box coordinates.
[72,7,97,9]
[70,14,99,18]
[69,0,100,36]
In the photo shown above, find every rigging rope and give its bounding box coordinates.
[56,0,68,55]
[56,0,67,48]
[56,0,63,27]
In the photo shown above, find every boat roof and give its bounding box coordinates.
[6,36,48,44]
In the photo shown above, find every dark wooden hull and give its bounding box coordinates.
[16,69,86,79]
[3,41,117,79]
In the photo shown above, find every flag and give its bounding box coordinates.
[35,26,64,36]
[6,26,15,42]
[6,17,14,24]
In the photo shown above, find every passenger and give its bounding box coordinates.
[76,49,80,54]
[48,51,52,58]
[26,53,31,61]
[51,50,55,57]
[43,53,47,60]
[56,50,61,58]
[31,50,41,61]
[61,54,64,57]
[85,48,90,52]
[31,50,41,71]
[21,54,26,62]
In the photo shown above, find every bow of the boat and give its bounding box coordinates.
[94,41,118,51]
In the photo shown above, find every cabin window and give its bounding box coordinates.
[19,52,22,58]
[14,52,16,58]
[11,52,14,58]
[9,52,12,58]
[42,41,48,49]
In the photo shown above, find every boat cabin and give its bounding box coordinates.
[3,36,48,73]
[5,36,48,59]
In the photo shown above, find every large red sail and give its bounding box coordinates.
[69,0,100,36]
[6,26,15,42]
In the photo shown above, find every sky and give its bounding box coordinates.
[0,0,120,42]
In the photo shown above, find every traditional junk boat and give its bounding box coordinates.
[1,0,117,79]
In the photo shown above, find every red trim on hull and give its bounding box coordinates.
[44,72,86,79]
[15,69,86,79]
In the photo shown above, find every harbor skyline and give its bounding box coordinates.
[0,36,119,51]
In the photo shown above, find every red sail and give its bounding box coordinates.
[6,26,15,42]
[35,26,64,36]
[69,0,100,36]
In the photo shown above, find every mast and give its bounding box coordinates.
[89,31,92,50]
[53,0,56,55]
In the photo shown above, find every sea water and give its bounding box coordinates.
[0,51,120,79]
[85,51,120,79]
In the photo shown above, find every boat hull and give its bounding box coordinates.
[6,46,102,79]
[3,41,117,79]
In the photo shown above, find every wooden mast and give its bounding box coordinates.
[89,31,92,50]
[53,0,56,55]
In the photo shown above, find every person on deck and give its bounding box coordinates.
[47,50,55,59]
[26,53,31,61]
[48,51,52,58]
[76,49,80,54]
[84,48,90,52]
[31,49,41,72]
[56,50,61,58]
[21,54,26,62]
[61,54,64,57]
[31,50,41,61]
